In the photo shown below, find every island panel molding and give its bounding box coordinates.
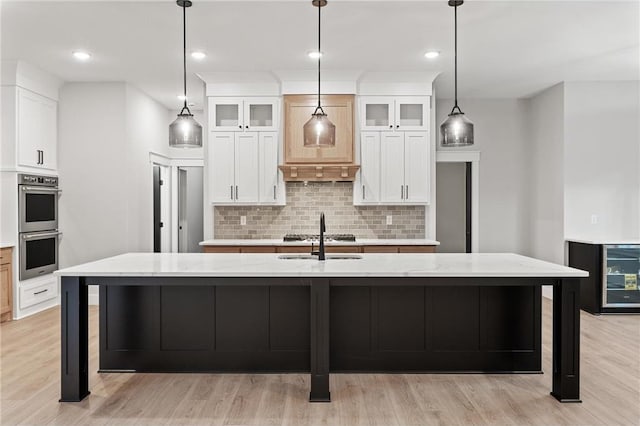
[56,253,587,404]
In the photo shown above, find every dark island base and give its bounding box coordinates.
[99,284,541,373]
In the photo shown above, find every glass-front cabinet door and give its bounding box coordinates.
[360,97,394,131]
[209,98,244,131]
[395,97,429,131]
[603,245,640,307]
[244,98,279,132]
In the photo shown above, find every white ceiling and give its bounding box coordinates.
[2,1,638,110]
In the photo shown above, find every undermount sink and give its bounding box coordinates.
[278,254,362,260]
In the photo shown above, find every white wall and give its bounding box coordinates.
[58,82,170,303]
[524,84,566,265]
[564,81,640,240]
[58,83,129,269]
[436,99,529,254]
[126,85,171,250]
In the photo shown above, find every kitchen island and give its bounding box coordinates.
[55,253,587,404]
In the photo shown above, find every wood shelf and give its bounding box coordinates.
[279,164,360,182]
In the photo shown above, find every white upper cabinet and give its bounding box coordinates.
[357,131,430,206]
[360,96,429,132]
[209,97,279,132]
[208,131,282,205]
[258,132,281,203]
[402,132,430,203]
[209,132,236,203]
[13,87,57,171]
[357,132,381,204]
[360,97,395,131]
[380,132,406,203]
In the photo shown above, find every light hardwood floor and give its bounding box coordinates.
[1,300,639,425]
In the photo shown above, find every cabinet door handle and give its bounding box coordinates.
[362,185,365,199]
[405,185,408,199]
[230,185,234,200]
[34,289,48,295]
[41,151,44,165]
[273,185,276,200]
[235,186,238,200]
[401,185,404,199]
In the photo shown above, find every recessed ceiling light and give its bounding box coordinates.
[191,51,206,60]
[424,51,440,59]
[308,51,323,59]
[72,51,91,61]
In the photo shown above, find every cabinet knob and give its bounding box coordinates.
[238,125,242,129]
[245,125,249,129]
[389,125,393,129]
[396,125,400,129]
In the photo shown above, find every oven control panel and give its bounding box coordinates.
[19,174,58,187]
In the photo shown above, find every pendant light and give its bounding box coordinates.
[303,0,336,148]
[169,0,203,148]
[440,0,474,147]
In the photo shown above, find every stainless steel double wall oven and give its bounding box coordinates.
[18,174,61,280]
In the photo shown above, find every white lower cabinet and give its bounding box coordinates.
[19,277,57,310]
[209,131,282,205]
[356,131,430,205]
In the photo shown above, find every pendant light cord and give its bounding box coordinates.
[180,3,192,116]
[451,3,463,115]
[314,3,325,116]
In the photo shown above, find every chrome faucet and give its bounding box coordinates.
[310,212,326,261]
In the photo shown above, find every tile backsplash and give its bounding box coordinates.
[214,182,425,239]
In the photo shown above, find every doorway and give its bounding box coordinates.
[177,166,203,253]
[435,151,480,253]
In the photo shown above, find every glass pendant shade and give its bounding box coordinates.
[304,113,336,147]
[440,111,474,147]
[169,112,202,148]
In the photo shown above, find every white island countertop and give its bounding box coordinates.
[0,242,15,249]
[200,239,440,246]
[55,253,587,278]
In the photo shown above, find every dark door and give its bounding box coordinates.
[153,165,161,253]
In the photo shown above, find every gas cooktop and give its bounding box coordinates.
[283,233,356,243]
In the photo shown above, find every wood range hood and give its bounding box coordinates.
[279,94,359,182]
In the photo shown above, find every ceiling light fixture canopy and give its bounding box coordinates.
[440,0,474,147]
[303,0,336,148]
[169,0,202,148]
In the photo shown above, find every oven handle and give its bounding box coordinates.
[21,186,62,193]
[22,231,62,240]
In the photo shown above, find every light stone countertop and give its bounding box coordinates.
[0,242,15,249]
[55,252,587,278]
[199,239,440,246]
[566,238,640,245]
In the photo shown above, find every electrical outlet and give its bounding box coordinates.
[386,215,393,225]
[591,214,598,225]
[240,216,247,226]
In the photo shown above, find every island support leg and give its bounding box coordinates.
[310,279,330,402]
[60,276,90,402]
[551,278,581,402]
